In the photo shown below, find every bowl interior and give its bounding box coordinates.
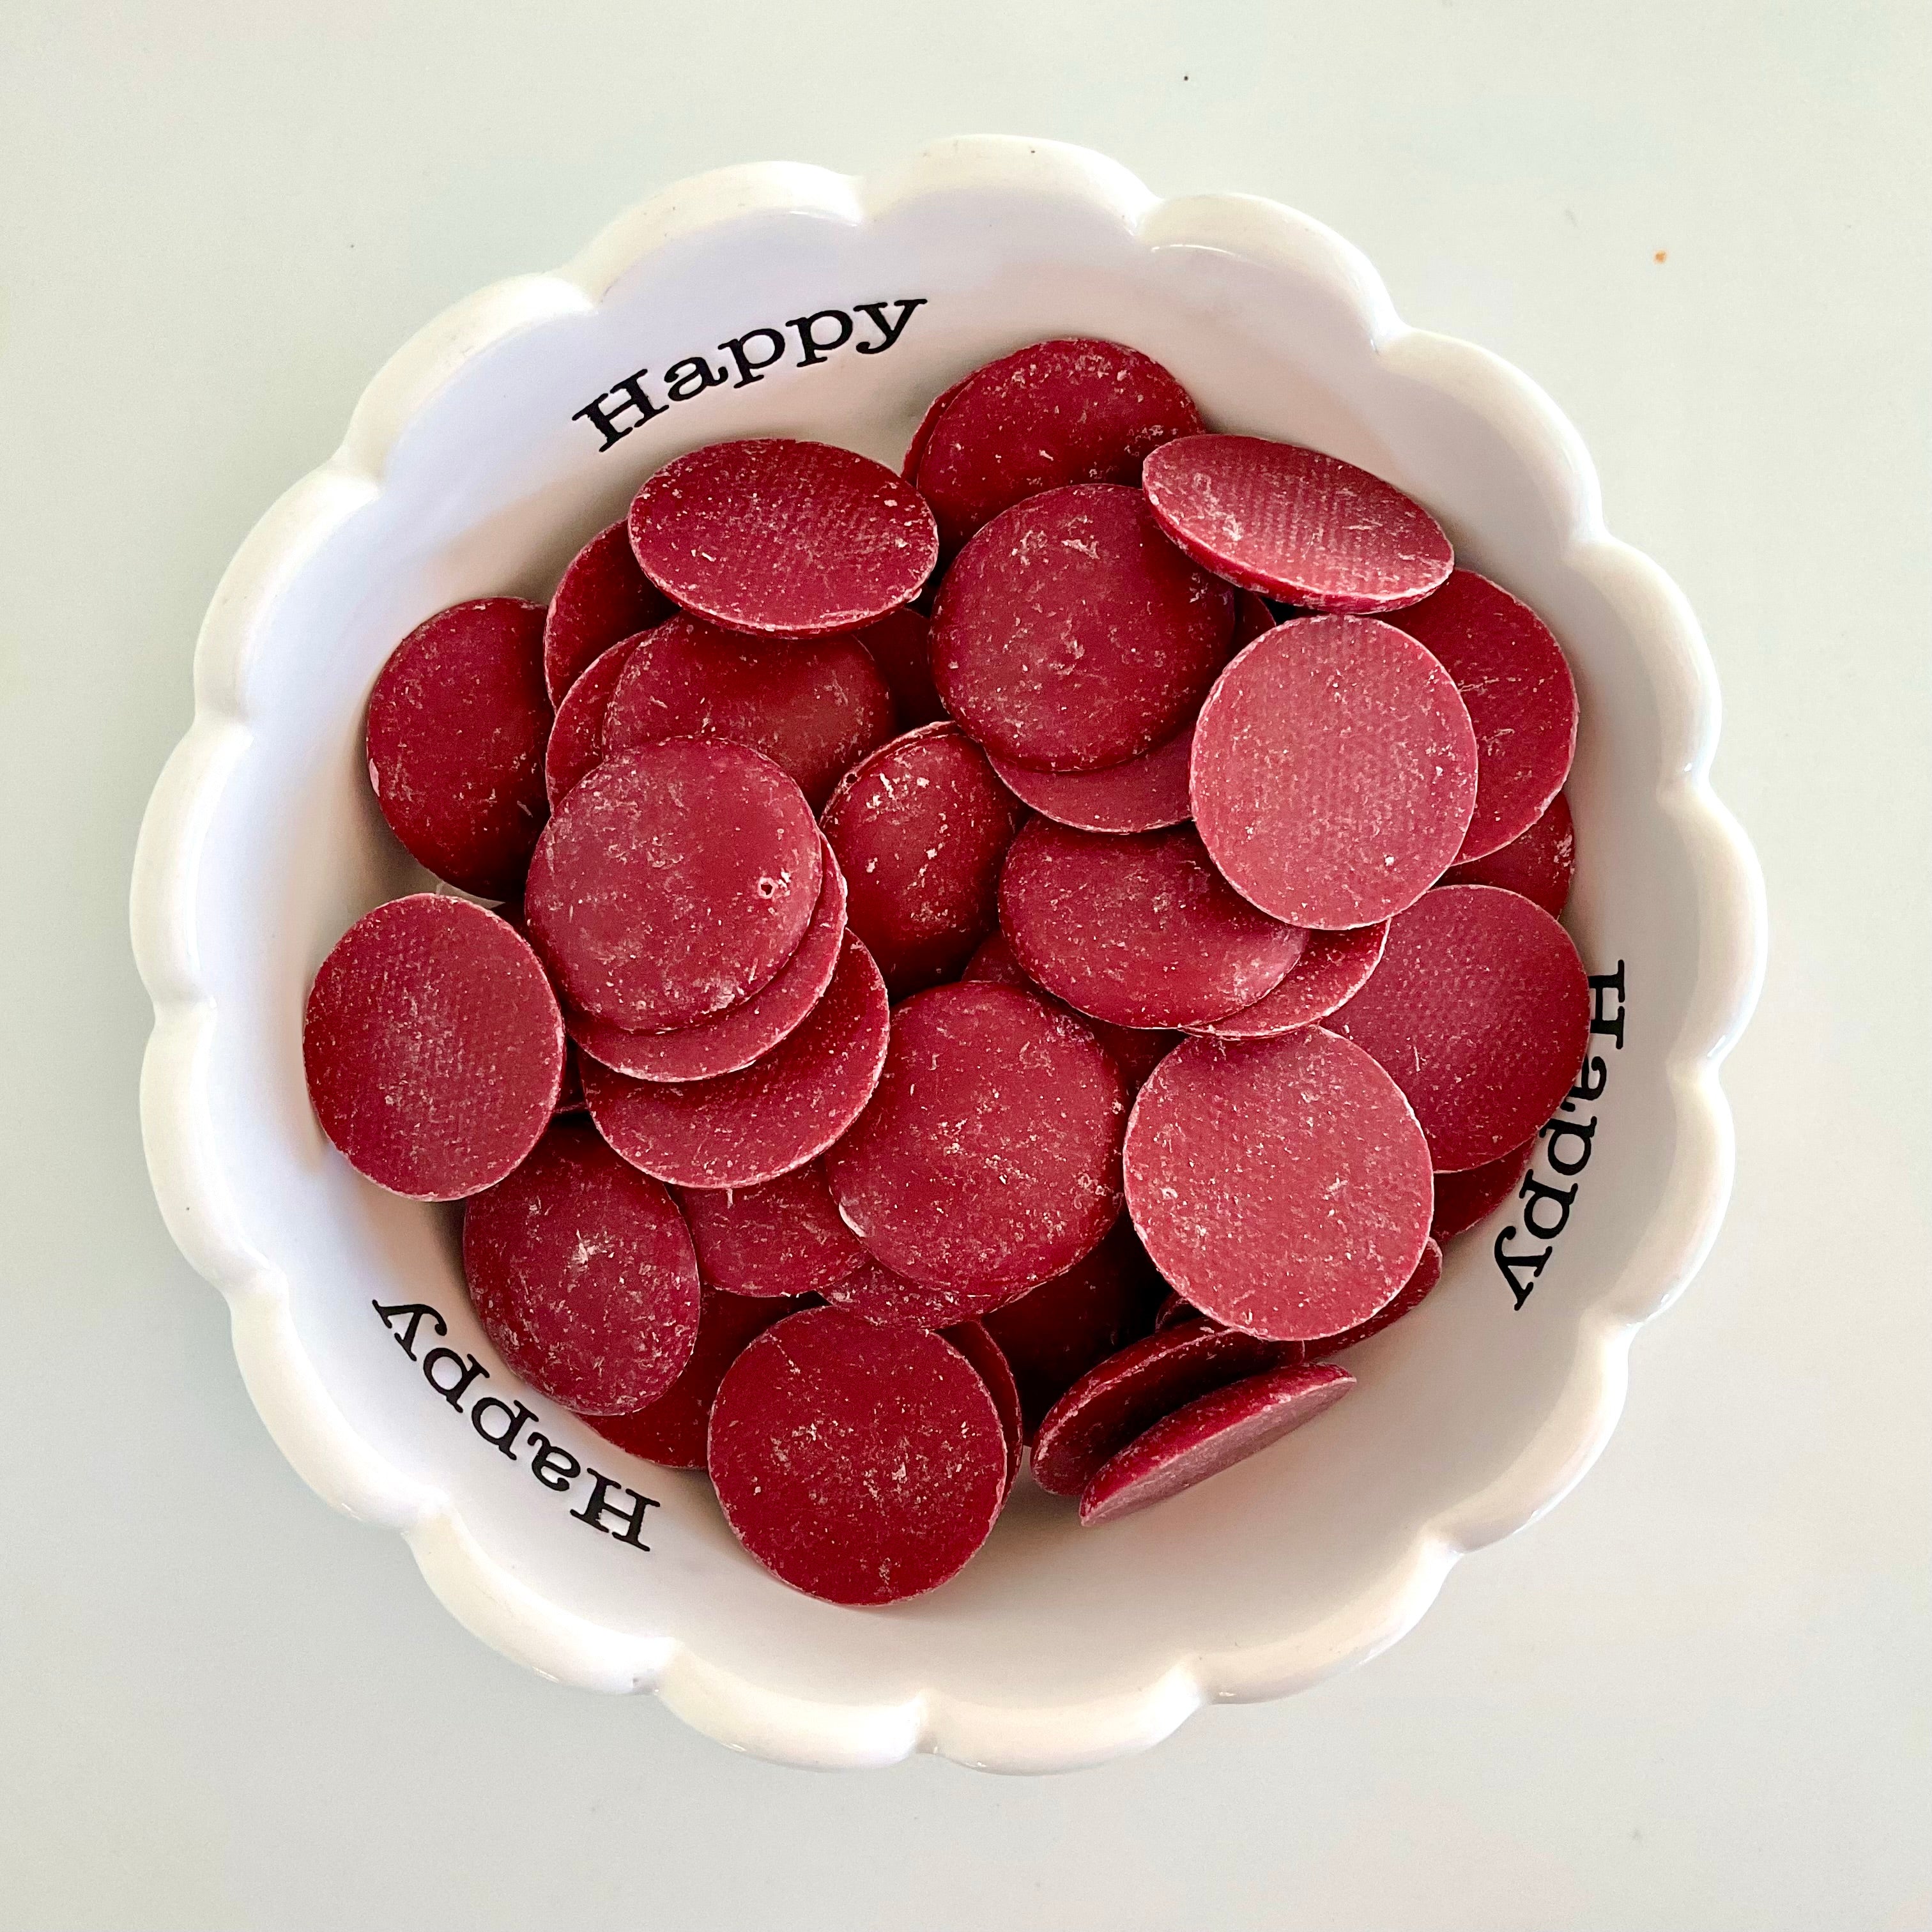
[189,172,1696,1722]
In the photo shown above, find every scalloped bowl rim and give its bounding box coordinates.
[130,135,1766,1773]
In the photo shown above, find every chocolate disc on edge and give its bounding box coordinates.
[1031,1321,1291,1498]
[1078,1362,1354,1526]
[586,1287,809,1468]
[825,982,1128,1296]
[1301,1238,1443,1357]
[628,438,937,638]
[930,484,1236,774]
[303,895,563,1200]
[524,739,820,1033]
[913,337,1204,551]
[1386,569,1577,860]
[1123,1029,1435,1340]
[962,930,1180,1090]
[1142,435,1453,613]
[582,935,889,1189]
[462,1118,700,1415]
[852,604,946,728]
[544,636,638,807]
[1441,790,1577,916]
[543,519,673,703]
[1326,883,1591,1172]
[900,375,972,482]
[980,1220,1167,1441]
[988,726,1195,834]
[601,613,894,811]
[822,1254,1031,1328]
[365,597,552,899]
[1190,615,1478,929]
[1187,921,1391,1040]
[820,723,1023,997]
[942,1319,1025,1492]
[566,836,847,1084]
[1430,1141,1538,1241]
[707,1307,1008,1606]
[1153,1290,1197,1331]
[999,819,1307,1029]
[674,1159,868,1300]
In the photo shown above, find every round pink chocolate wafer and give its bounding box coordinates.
[1386,569,1577,861]
[981,1220,1167,1441]
[900,375,970,482]
[825,983,1128,1296]
[628,438,937,638]
[1186,921,1391,1040]
[544,636,638,807]
[365,597,552,899]
[583,934,889,1188]
[1078,1361,1354,1526]
[1124,1029,1434,1340]
[303,896,563,1200]
[462,1118,700,1416]
[1326,884,1590,1172]
[1031,1320,1290,1498]
[820,723,1023,998]
[1000,820,1307,1030]
[707,1307,1008,1606]
[674,1160,867,1300]
[1153,1290,1197,1331]
[931,484,1236,774]
[1190,615,1478,929]
[567,836,845,1085]
[524,739,820,1033]
[601,613,894,812]
[586,1287,809,1468]
[961,931,1178,1089]
[822,1254,1026,1329]
[988,726,1194,834]
[1303,1238,1443,1356]
[1441,789,1577,916]
[543,519,673,703]
[943,1319,1024,1492]
[1430,1140,1538,1242]
[912,337,1203,552]
[852,604,946,728]
[1142,436,1453,613]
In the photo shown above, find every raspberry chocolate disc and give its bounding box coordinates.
[1187,920,1390,1041]
[673,1160,868,1300]
[1430,1140,1539,1241]
[544,637,638,808]
[542,519,673,703]
[852,604,946,729]
[988,725,1195,835]
[1441,790,1577,916]
[821,1255,1030,1329]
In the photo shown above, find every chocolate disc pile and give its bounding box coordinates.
[304,336,1588,1605]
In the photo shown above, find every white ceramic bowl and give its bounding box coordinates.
[131,137,1765,1772]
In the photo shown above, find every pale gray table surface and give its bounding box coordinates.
[3,3,1927,1928]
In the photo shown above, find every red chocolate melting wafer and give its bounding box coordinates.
[1441,790,1577,916]
[931,484,1236,773]
[1078,1361,1354,1526]
[674,1158,867,1300]
[1000,819,1307,1029]
[524,739,821,1033]
[583,933,889,1190]
[913,337,1203,551]
[628,438,937,638]
[1124,1029,1435,1340]
[1186,920,1390,1041]
[1386,569,1577,861]
[543,519,673,703]
[303,895,563,1200]
[900,375,970,484]
[365,597,552,899]
[852,605,946,728]
[544,637,638,807]
[1190,615,1478,929]
[826,982,1128,1296]
[707,1307,1008,1605]
[1031,1320,1289,1498]
[601,613,894,812]
[1430,1140,1539,1241]
[1326,884,1590,1172]
[943,1319,1024,1492]
[586,1287,809,1468]
[820,723,1023,997]
[567,836,845,1085]
[981,1221,1167,1440]
[1142,436,1453,613]
[822,1255,1026,1328]
[462,1118,700,1415]
[988,726,1195,834]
